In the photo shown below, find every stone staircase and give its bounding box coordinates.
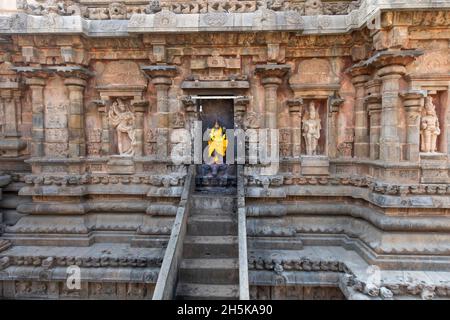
[176,193,239,300]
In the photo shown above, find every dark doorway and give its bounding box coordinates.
[195,98,236,193]
[199,99,234,164]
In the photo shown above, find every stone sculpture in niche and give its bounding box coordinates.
[108,98,136,156]
[420,96,440,153]
[302,101,321,156]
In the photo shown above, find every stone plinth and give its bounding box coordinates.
[301,156,329,176]
[420,153,449,183]
[107,156,135,175]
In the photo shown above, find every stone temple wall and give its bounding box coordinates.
[0,0,450,299]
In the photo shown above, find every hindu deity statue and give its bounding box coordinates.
[108,98,136,156]
[207,119,228,164]
[420,96,440,153]
[302,101,321,156]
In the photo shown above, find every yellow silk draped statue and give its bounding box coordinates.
[208,126,228,163]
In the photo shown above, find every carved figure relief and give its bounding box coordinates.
[302,101,321,156]
[108,99,137,156]
[420,96,440,153]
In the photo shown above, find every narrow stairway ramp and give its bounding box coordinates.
[176,193,239,300]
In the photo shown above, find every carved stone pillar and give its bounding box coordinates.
[64,78,87,157]
[93,100,110,155]
[350,67,370,158]
[367,100,382,161]
[287,98,303,158]
[378,64,406,162]
[27,77,46,157]
[0,90,26,157]
[365,80,382,160]
[56,66,93,158]
[401,91,425,162]
[141,65,178,160]
[255,64,291,129]
[328,95,345,158]
[374,51,422,162]
[133,101,149,157]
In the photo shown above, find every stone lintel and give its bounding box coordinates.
[290,84,340,99]
[96,84,147,101]
[180,80,250,90]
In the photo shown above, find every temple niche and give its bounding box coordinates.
[108,98,137,156]
[302,101,322,156]
[420,96,440,154]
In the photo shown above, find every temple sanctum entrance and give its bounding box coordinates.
[195,98,237,192]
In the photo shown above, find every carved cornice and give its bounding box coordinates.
[353,50,424,71]
[141,65,178,78]
[47,65,95,81]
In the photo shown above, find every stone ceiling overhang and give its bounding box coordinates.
[0,0,449,37]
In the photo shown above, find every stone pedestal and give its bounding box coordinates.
[420,153,449,183]
[301,156,330,176]
[107,155,135,175]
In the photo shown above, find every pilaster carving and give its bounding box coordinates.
[349,66,371,158]
[255,64,290,129]
[141,65,178,160]
[287,98,303,158]
[400,90,425,161]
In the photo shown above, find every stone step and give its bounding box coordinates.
[187,216,237,236]
[183,236,238,259]
[191,194,237,212]
[176,283,239,300]
[179,258,239,284]
[191,208,235,216]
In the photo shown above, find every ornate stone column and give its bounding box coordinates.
[91,100,109,155]
[287,98,303,158]
[27,77,46,157]
[375,51,421,162]
[400,90,425,162]
[255,64,290,129]
[55,66,93,158]
[234,97,249,130]
[65,78,87,157]
[365,79,382,160]
[132,100,149,157]
[0,89,26,157]
[328,95,345,158]
[350,66,370,158]
[141,65,178,160]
